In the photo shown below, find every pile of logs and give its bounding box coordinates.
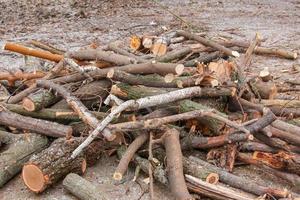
[0,29,299,200]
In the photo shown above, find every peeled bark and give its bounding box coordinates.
[0,133,48,187]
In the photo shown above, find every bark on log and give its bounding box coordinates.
[240,141,278,153]
[186,175,255,200]
[238,153,300,188]
[22,89,60,111]
[268,126,300,146]
[177,30,240,57]
[30,40,65,55]
[53,62,192,83]
[184,51,225,67]
[22,138,86,193]
[113,132,148,180]
[163,128,193,200]
[0,130,14,146]
[156,46,192,63]
[0,133,48,187]
[4,103,107,123]
[0,109,72,138]
[272,120,300,138]
[63,173,108,200]
[67,49,136,65]
[189,156,289,198]
[71,86,205,158]
[36,80,115,141]
[249,78,277,99]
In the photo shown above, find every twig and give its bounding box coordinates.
[148,132,154,200]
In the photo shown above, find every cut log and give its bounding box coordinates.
[22,89,60,112]
[177,30,240,57]
[189,156,289,198]
[67,49,136,65]
[4,42,63,62]
[0,71,45,86]
[0,133,48,187]
[53,62,193,84]
[22,137,86,193]
[163,128,193,200]
[156,46,192,62]
[63,173,108,200]
[186,175,256,200]
[0,109,72,138]
[249,78,278,99]
[240,141,278,153]
[151,37,169,56]
[30,40,65,55]
[113,132,148,181]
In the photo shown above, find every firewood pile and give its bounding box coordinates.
[0,29,299,200]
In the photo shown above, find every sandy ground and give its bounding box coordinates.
[0,0,299,199]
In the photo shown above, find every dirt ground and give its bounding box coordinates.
[0,0,299,199]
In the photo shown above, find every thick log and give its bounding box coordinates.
[0,130,14,146]
[4,42,63,62]
[272,120,300,138]
[67,49,136,65]
[189,156,289,198]
[53,62,191,83]
[260,99,300,108]
[0,109,72,138]
[268,126,300,146]
[22,138,86,193]
[108,70,199,88]
[184,51,225,67]
[0,133,48,187]
[63,173,108,200]
[177,30,240,57]
[163,128,193,200]
[249,78,277,99]
[22,89,60,112]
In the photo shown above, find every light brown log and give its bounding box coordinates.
[30,40,65,55]
[163,128,193,200]
[0,133,48,187]
[4,42,63,62]
[67,49,136,65]
[0,71,45,86]
[249,78,278,99]
[177,30,240,57]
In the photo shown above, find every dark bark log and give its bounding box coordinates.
[63,173,108,200]
[189,156,289,198]
[268,126,300,146]
[0,133,48,187]
[163,128,193,200]
[184,51,225,67]
[272,120,300,138]
[0,130,14,146]
[0,109,72,138]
